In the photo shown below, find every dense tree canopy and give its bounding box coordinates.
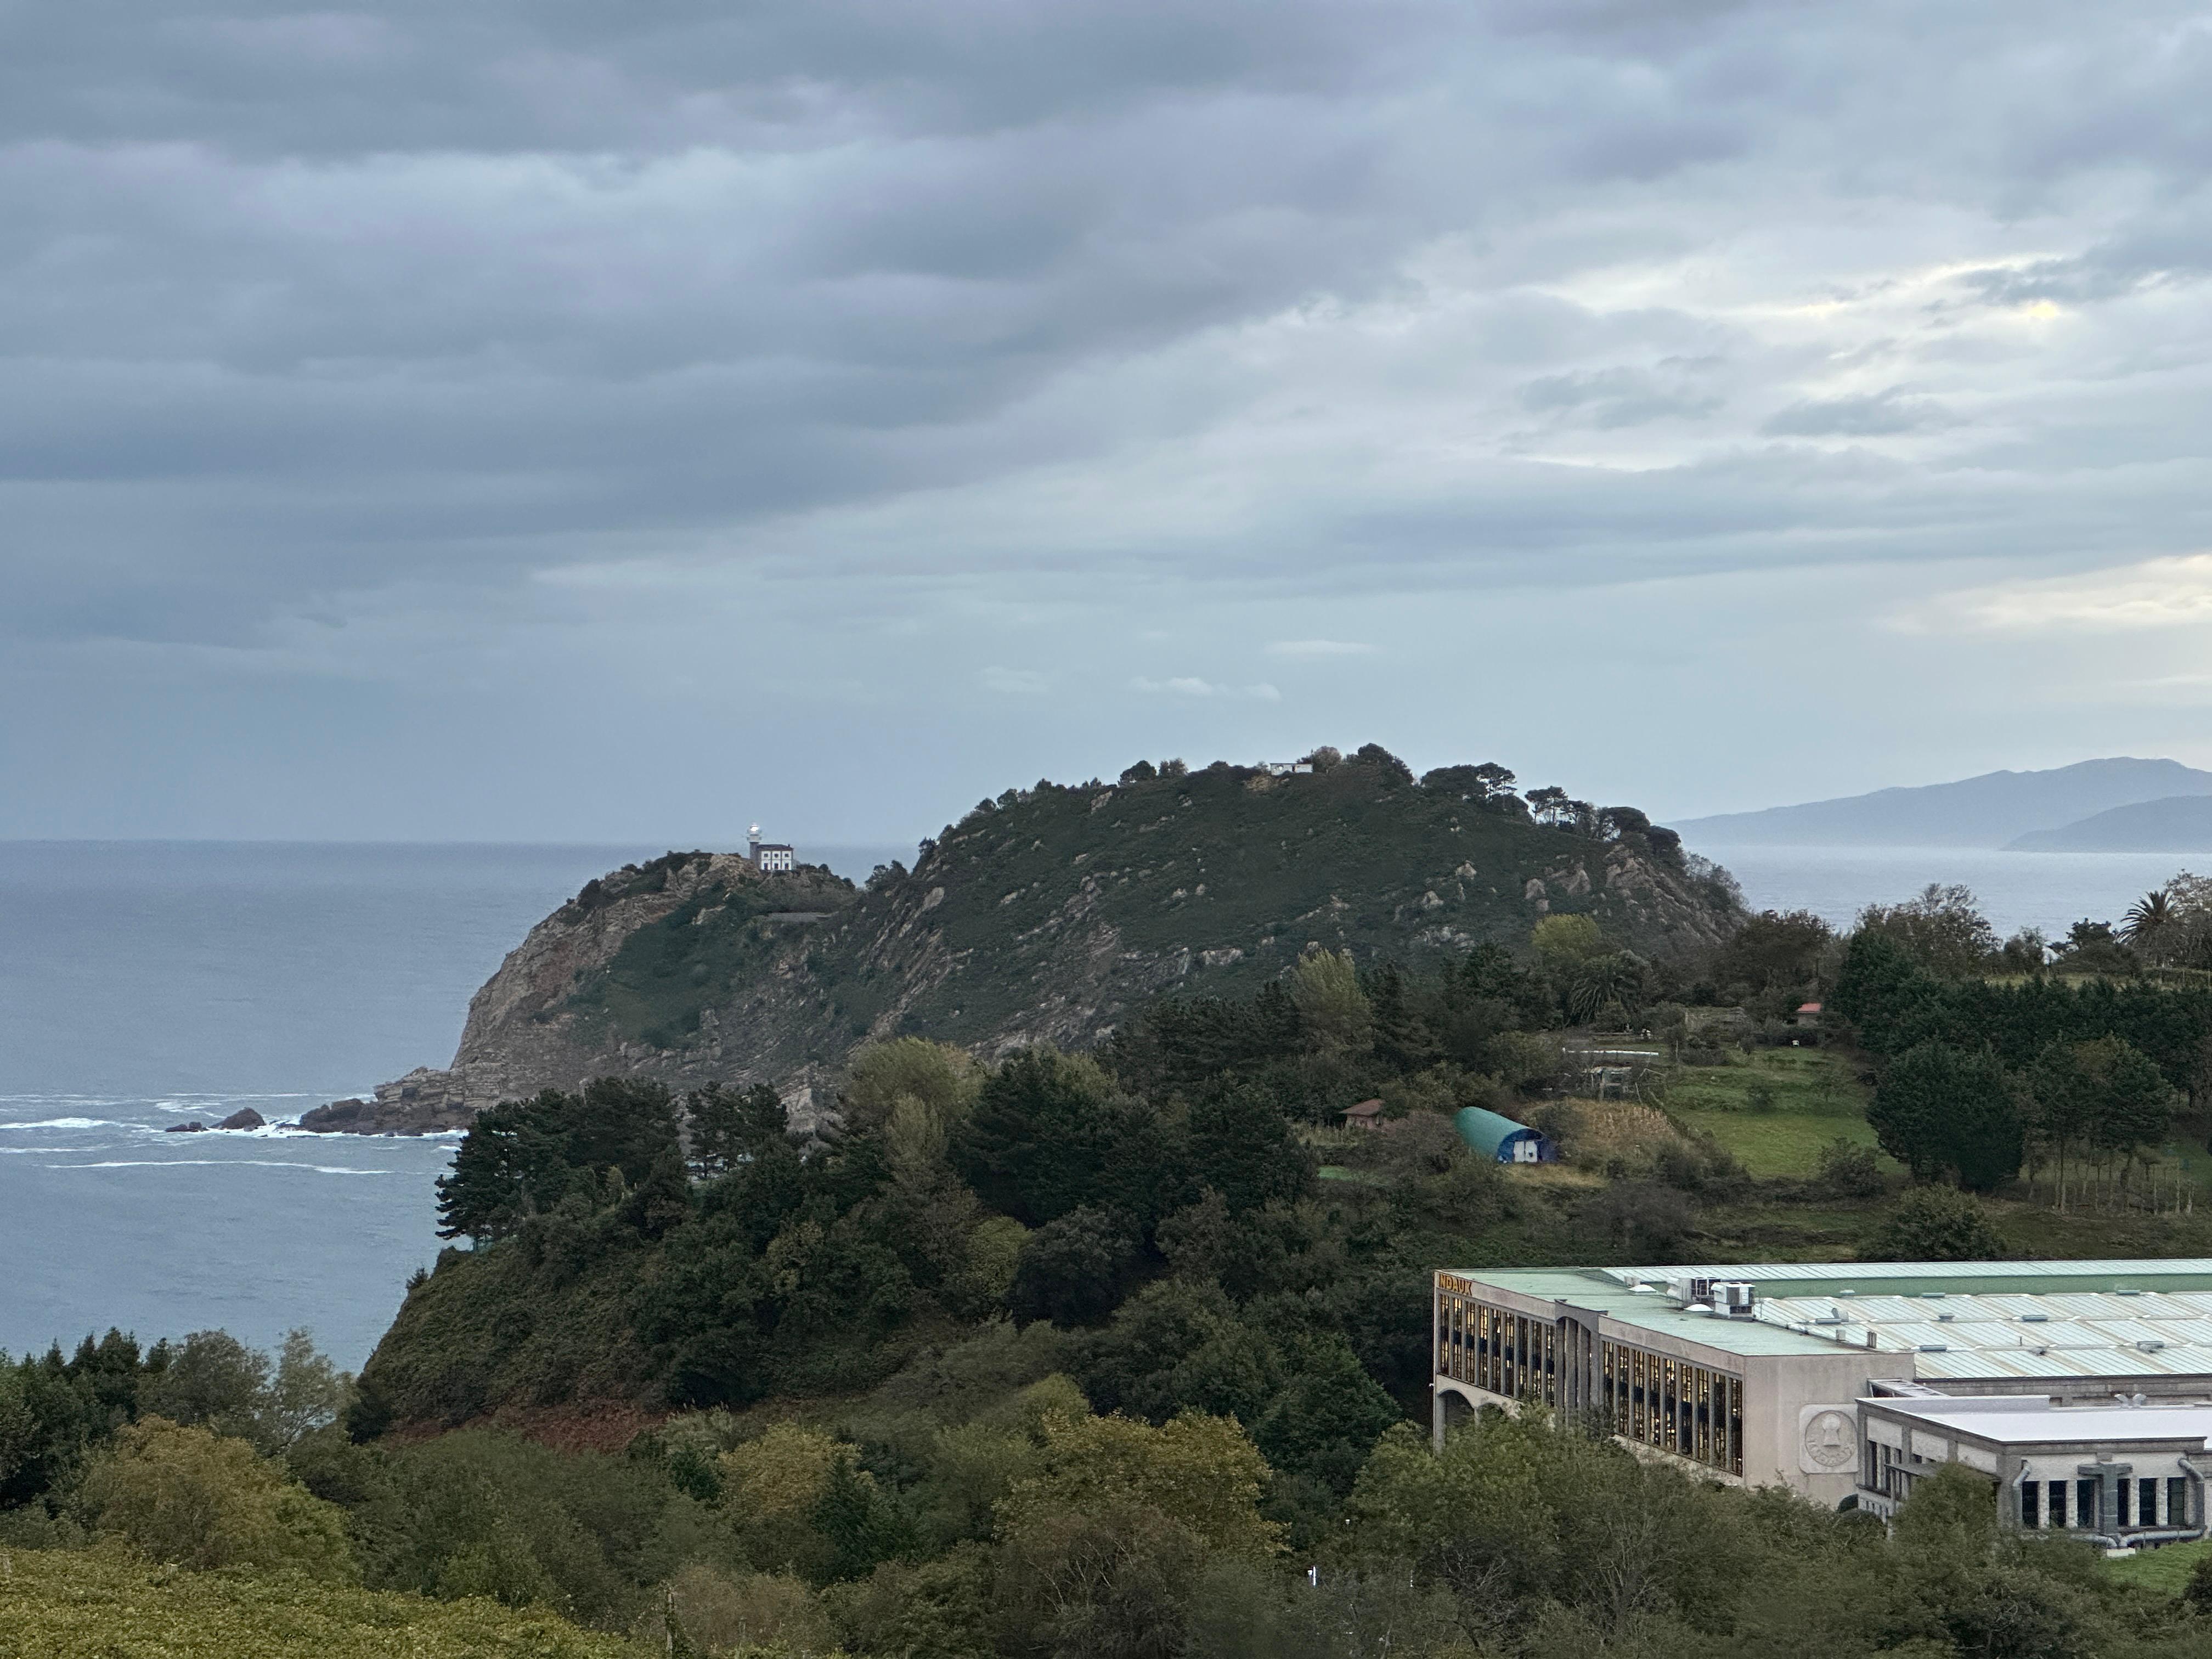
[1866,1040,2022,1191]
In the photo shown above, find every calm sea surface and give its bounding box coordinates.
[0,840,904,1368]
[0,838,2190,1368]
[1706,845,2206,938]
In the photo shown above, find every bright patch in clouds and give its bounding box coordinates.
[1132,677,1282,701]
[1908,555,2212,634]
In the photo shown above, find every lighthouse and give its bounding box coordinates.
[747,823,796,873]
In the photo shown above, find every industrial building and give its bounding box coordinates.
[1434,1259,2212,1547]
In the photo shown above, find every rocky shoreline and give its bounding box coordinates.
[294,1066,478,1136]
[164,1107,268,1133]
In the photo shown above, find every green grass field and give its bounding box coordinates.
[1674,1107,1885,1178]
[1665,1046,1869,1118]
[2104,1536,2210,1595]
[1662,1048,1884,1179]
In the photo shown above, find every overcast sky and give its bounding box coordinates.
[7,1,2212,846]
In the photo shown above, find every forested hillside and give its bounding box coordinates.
[27,879,2212,1654]
[310,745,1739,1131]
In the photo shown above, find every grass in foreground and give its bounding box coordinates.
[0,1545,642,1659]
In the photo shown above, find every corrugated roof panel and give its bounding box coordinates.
[1916,1348,2066,1379]
[2103,1292,2200,1319]
[1841,1296,1930,1324]
[1994,1321,2100,1348]
[1448,1264,2212,1371]
[2079,1327,2185,1353]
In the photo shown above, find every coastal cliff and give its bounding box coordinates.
[302,751,1740,1133]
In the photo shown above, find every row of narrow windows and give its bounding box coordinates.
[2019,1476,2187,1531]
[1435,1294,1744,1477]
[1600,1339,1743,1477]
[1438,1295,1561,1406]
[1867,1442,2194,1531]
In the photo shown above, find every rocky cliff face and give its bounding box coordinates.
[299,852,860,1133]
[301,758,1741,1133]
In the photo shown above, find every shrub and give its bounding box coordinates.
[655,1561,833,1654]
[948,1216,1030,1316]
[1007,1209,1141,1328]
[80,1417,354,1582]
[1861,1187,2005,1262]
[1574,1183,1695,1263]
[1814,1139,1885,1199]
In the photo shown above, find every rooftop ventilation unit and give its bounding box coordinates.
[2019,1313,2049,1323]
[2137,1340,2166,1353]
[1916,1343,1948,1352]
[1714,1282,1757,1318]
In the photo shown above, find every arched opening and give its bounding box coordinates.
[1439,1387,1480,1436]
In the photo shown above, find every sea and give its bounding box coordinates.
[1707,845,2205,939]
[0,840,906,1370]
[1,838,2199,1370]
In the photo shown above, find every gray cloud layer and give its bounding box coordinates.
[5,1,2212,837]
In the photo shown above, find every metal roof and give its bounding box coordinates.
[1441,1261,2212,1375]
[1453,1106,1545,1158]
[1867,1393,2212,1447]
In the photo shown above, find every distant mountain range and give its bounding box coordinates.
[1677,758,2212,850]
[2007,795,2212,853]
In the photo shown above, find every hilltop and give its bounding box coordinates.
[2008,794,2212,853]
[1675,756,2212,848]
[303,748,1739,1131]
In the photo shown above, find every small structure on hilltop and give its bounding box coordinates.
[1342,1098,1385,1132]
[748,823,796,874]
[1454,1105,1555,1164]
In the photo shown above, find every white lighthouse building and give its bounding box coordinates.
[747,823,795,873]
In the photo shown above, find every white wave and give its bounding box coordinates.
[0,1094,139,1108]
[0,1118,126,1131]
[42,1159,397,1176]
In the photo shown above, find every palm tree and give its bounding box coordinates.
[1567,952,1645,1025]
[2123,889,2174,960]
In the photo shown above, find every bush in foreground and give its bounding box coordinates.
[0,1544,633,1659]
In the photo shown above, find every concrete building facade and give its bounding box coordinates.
[1435,1259,2212,1547]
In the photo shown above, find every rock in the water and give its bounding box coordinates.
[217,1107,266,1131]
[165,1121,206,1133]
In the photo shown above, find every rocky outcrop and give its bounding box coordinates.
[296,1070,476,1136]
[165,1121,205,1133]
[306,759,1743,1134]
[217,1107,266,1131]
